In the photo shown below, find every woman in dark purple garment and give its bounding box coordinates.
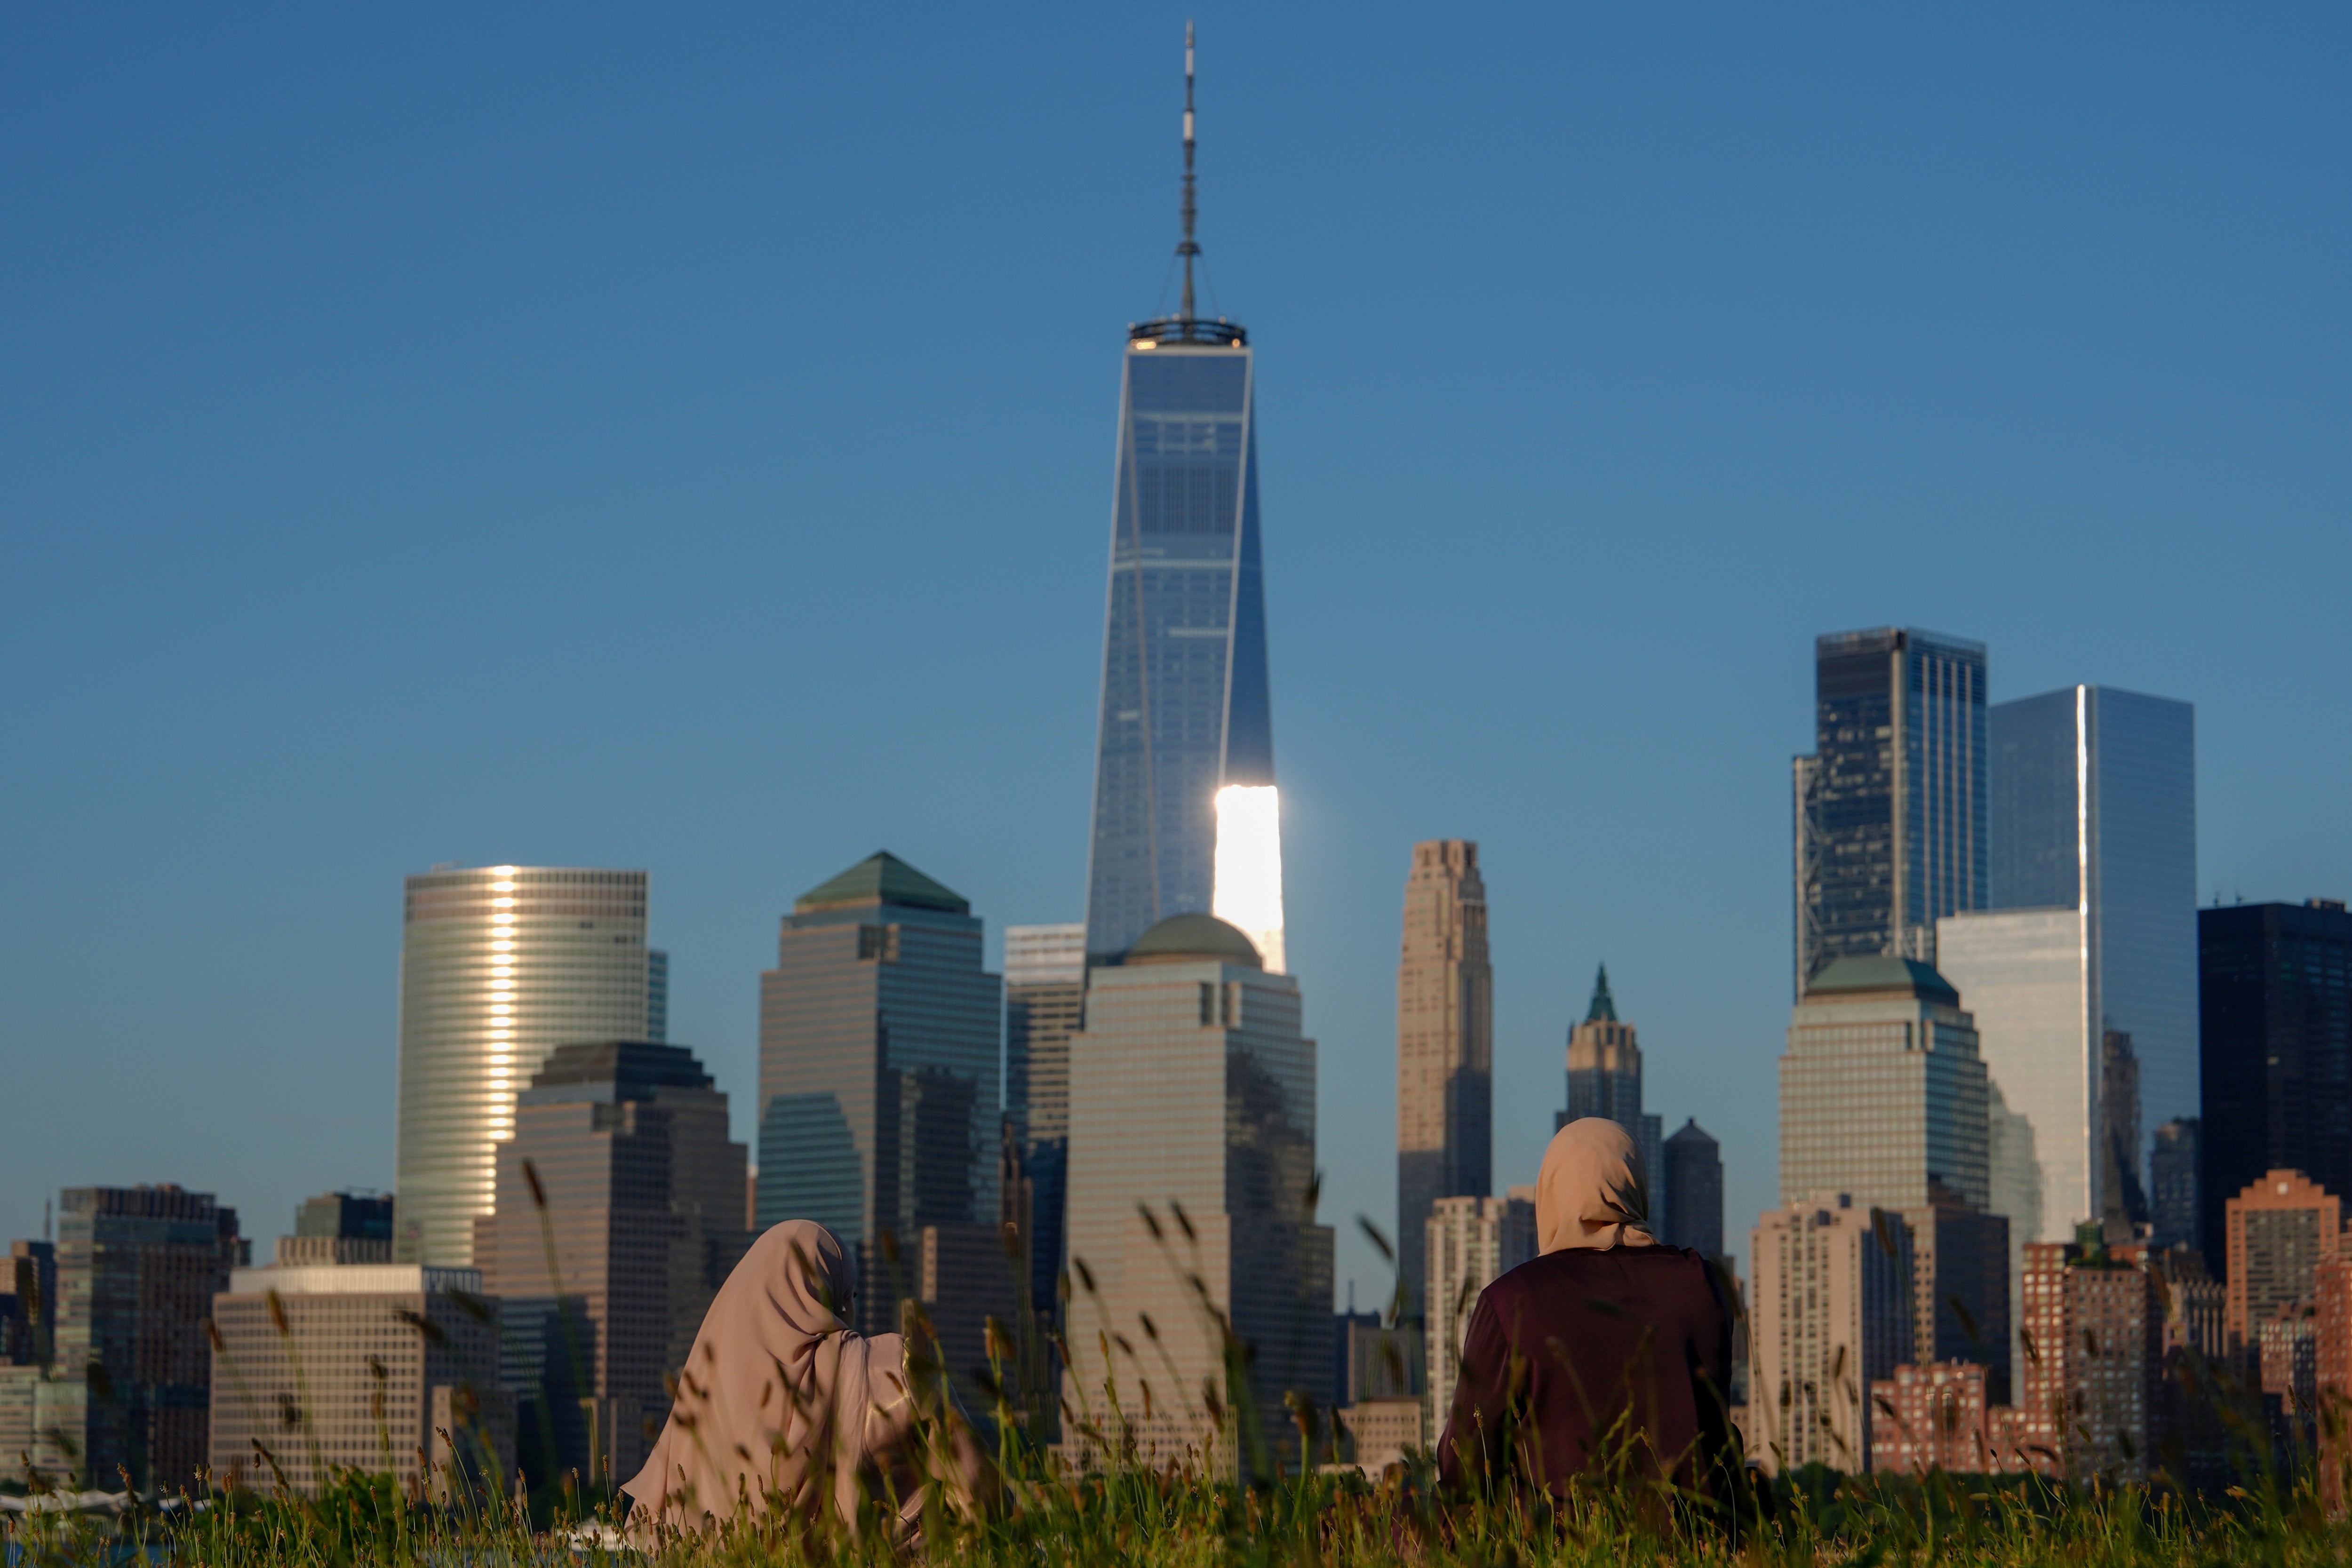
[1435,1118,1738,1506]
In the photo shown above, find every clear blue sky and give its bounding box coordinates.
[4,6,2347,1310]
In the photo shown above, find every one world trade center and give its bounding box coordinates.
[1083,29,1280,968]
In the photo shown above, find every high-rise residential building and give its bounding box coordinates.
[274,1193,395,1267]
[1395,841,1492,1321]
[2151,1118,2200,1250]
[1004,922,1087,1314]
[2200,900,2352,1266]
[2015,1232,2163,1482]
[1779,957,1990,1214]
[396,866,662,1266]
[1938,687,2198,1253]
[1560,969,1662,1207]
[1061,914,1332,1472]
[1423,1192,1534,1443]
[2221,1169,2340,1350]
[1661,1120,1724,1260]
[474,1040,749,1486]
[1794,627,1987,992]
[53,1185,245,1490]
[757,853,1003,1341]
[207,1258,507,1497]
[1749,1194,1914,1472]
[1083,35,1278,969]
[1897,1183,2011,1403]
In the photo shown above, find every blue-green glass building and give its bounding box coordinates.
[756,853,1002,1335]
[1083,317,1275,961]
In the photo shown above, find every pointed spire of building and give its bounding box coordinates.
[1178,21,1200,321]
[1587,964,1618,1023]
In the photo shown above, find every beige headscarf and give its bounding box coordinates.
[1536,1118,1659,1253]
[622,1219,975,1536]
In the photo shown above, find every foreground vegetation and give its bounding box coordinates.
[9,1453,2352,1566]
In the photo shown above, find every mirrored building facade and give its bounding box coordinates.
[756,853,1002,1338]
[1794,628,1987,992]
[1083,321,1275,961]
[396,866,663,1266]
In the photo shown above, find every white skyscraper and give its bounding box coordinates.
[1422,1191,1533,1442]
[395,866,660,1266]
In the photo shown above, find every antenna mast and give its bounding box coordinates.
[1179,22,1198,321]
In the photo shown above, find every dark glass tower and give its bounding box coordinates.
[2198,899,2352,1268]
[1794,627,1988,992]
[1083,31,1274,962]
[756,853,1003,1336]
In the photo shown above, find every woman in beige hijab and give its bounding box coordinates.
[622,1219,988,1540]
[1435,1118,1735,1500]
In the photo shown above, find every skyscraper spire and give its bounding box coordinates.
[1587,964,1618,1024]
[1179,22,1199,321]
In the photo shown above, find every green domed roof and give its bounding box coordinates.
[1123,913,1262,968]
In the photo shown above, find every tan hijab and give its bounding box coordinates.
[1536,1118,1659,1253]
[622,1220,973,1536]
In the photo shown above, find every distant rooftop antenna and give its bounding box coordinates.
[1179,21,1199,321]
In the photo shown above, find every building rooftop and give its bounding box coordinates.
[1123,912,1262,969]
[796,852,969,915]
[526,1040,714,1099]
[1803,955,1961,1007]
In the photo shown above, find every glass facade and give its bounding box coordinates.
[1988,685,2198,1204]
[1004,923,1087,1313]
[1795,628,1987,992]
[2199,901,2352,1266]
[1395,841,1492,1321]
[1060,923,1331,1472]
[395,867,658,1266]
[1084,334,1275,960]
[755,854,1002,1338]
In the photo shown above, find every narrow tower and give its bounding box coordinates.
[1083,28,1277,964]
[1395,840,1492,1322]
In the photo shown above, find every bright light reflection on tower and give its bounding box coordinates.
[1212,784,1285,974]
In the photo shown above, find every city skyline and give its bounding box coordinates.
[6,8,2351,1315]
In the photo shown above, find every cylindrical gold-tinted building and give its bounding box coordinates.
[395,866,658,1265]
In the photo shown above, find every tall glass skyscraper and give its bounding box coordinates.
[1083,35,1276,963]
[755,852,1002,1337]
[395,866,663,1266]
[1794,628,1987,992]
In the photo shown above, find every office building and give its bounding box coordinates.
[1779,957,1990,1214]
[2015,1232,2163,1482]
[1423,1191,1534,1441]
[396,866,665,1266]
[275,1193,394,1266]
[2200,900,2352,1266]
[1748,1194,1914,1472]
[2150,1118,2200,1250]
[756,853,1003,1340]
[1396,841,1493,1321]
[1061,915,1333,1472]
[1940,687,2198,1252]
[1082,38,1278,966]
[53,1185,246,1490]
[1661,1120,1724,1259]
[1338,1397,1422,1474]
[2316,1257,2352,1510]
[1867,1361,1992,1474]
[1333,1312,1421,1406]
[1004,922,1086,1314]
[475,1040,748,1485]
[1794,627,1987,991]
[2222,1169,2339,1350]
[4,1240,55,1366]
[1560,967,1662,1199]
[208,1258,507,1497]
[0,1368,85,1485]
[1898,1183,2011,1403]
